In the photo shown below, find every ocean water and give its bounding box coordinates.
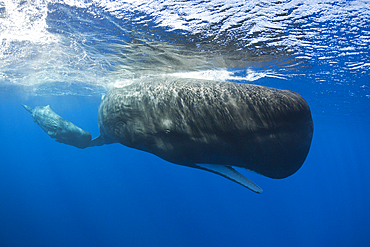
[0,0,369,246]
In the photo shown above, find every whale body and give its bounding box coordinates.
[23,77,313,193]
[91,77,313,192]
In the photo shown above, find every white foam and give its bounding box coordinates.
[1,0,369,96]
[0,0,57,44]
[167,69,283,82]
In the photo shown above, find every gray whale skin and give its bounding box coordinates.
[22,104,91,149]
[23,77,313,193]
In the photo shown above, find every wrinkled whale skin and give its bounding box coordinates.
[97,77,313,179]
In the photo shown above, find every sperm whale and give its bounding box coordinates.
[23,77,313,193]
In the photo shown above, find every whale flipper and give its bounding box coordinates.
[196,164,263,193]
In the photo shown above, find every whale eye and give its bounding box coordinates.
[162,119,173,134]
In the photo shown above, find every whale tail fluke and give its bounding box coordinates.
[89,135,116,147]
[21,104,33,113]
[89,135,106,147]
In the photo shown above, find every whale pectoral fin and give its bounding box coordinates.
[196,164,263,193]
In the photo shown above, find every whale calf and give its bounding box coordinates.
[22,104,91,149]
[23,77,313,193]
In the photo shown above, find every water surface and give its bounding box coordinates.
[0,1,369,246]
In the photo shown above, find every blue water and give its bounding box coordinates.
[1,1,369,246]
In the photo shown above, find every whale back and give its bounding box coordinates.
[97,77,313,179]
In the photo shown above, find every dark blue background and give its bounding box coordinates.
[1,1,369,246]
[1,84,369,247]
